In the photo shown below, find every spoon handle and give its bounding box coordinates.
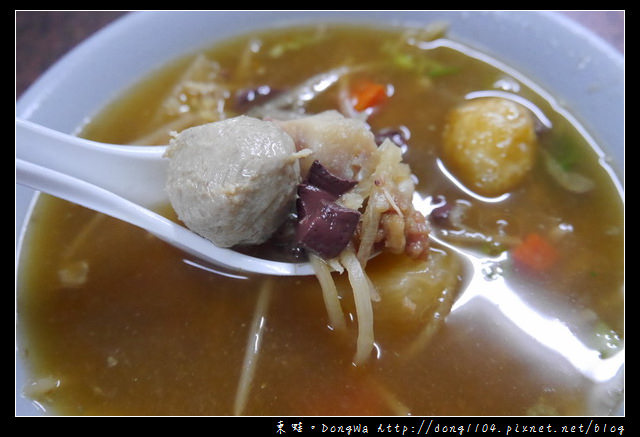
[16,157,312,276]
[16,157,170,234]
[16,118,169,207]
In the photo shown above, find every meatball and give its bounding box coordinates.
[164,116,300,247]
[441,97,537,197]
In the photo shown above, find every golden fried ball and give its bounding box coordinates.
[442,97,537,197]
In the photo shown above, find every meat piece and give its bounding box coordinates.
[164,115,301,247]
[274,110,378,180]
[404,210,430,260]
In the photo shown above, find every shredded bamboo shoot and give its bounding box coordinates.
[339,245,375,366]
[233,278,273,415]
[309,253,347,332]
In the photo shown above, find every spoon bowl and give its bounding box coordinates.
[16,118,315,276]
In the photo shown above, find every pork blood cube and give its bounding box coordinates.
[296,199,360,259]
[295,161,360,258]
[296,183,338,220]
[306,160,357,197]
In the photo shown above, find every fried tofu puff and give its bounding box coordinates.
[442,97,537,197]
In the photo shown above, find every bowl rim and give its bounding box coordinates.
[15,10,624,416]
[16,11,624,184]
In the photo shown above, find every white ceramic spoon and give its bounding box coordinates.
[15,118,314,276]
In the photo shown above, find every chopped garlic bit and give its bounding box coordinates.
[22,376,61,399]
[58,260,89,287]
[106,355,119,368]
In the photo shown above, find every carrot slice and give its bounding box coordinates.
[512,233,559,272]
[352,81,388,111]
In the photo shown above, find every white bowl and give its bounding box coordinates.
[16,11,624,416]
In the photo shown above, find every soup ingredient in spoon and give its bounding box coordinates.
[274,110,378,180]
[164,116,302,247]
[296,161,360,259]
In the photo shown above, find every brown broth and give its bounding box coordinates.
[16,25,624,415]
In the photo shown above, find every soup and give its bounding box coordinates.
[16,24,624,415]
